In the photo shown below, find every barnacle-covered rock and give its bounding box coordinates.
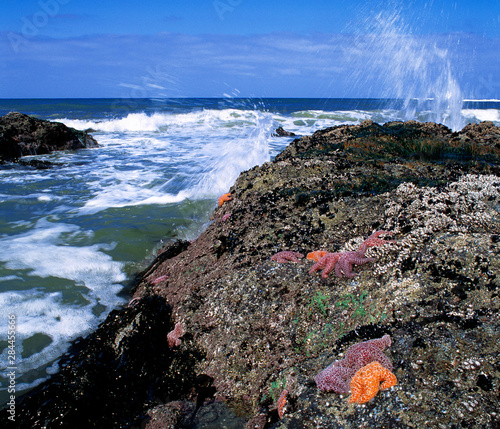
[128,121,500,428]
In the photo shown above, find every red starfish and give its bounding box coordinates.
[167,322,184,348]
[277,388,289,419]
[358,230,395,253]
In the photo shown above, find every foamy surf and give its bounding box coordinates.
[462,109,500,123]
[58,108,271,134]
[0,219,126,396]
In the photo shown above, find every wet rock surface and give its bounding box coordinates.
[0,112,98,162]
[6,120,500,428]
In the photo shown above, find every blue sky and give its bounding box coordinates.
[1,0,499,98]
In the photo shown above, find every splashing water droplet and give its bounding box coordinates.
[347,6,465,130]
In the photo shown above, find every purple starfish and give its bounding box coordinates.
[335,251,375,278]
[342,335,393,372]
[315,360,356,394]
[315,335,393,393]
[309,252,342,278]
[270,251,304,263]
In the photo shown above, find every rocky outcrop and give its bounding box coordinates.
[8,120,500,428]
[273,126,296,137]
[0,112,98,162]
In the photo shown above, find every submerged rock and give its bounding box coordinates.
[0,112,98,162]
[6,120,500,428]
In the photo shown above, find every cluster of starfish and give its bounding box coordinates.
[271,231,395,279]
[314,335,397,403]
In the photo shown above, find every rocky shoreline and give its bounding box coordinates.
[4,120,500,428]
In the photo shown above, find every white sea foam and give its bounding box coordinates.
[70,109,278,212]
[37,194,53,202]
[464,99,500,103]
[0,275,24,282]
[0,218,125,392]
[462,109,500,123]
[81,187,192,213]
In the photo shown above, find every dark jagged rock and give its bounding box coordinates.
[273,126,296,137]
[0,112,98,162]
[129,120,500,428]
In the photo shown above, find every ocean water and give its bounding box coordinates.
[0,97,499,402]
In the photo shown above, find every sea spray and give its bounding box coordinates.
[346,6,465,130]
[193,111,274,197]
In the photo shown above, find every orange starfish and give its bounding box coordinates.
[306,250,328,262]
[348,361,397,404]
[218,193,232,207]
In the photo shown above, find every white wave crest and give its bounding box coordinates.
[0,218,125,393]
[58,109,267,133]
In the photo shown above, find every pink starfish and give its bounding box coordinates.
[167,322,184,348]
[309,252,342,278]
[315,335,393,393]
[335,251,375,278]
[342,335,393,372]
[358,230,395,253]
[315,361,356,394]
[151,275,168,285]
[270,251,304,263]
[221,213,232,222]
